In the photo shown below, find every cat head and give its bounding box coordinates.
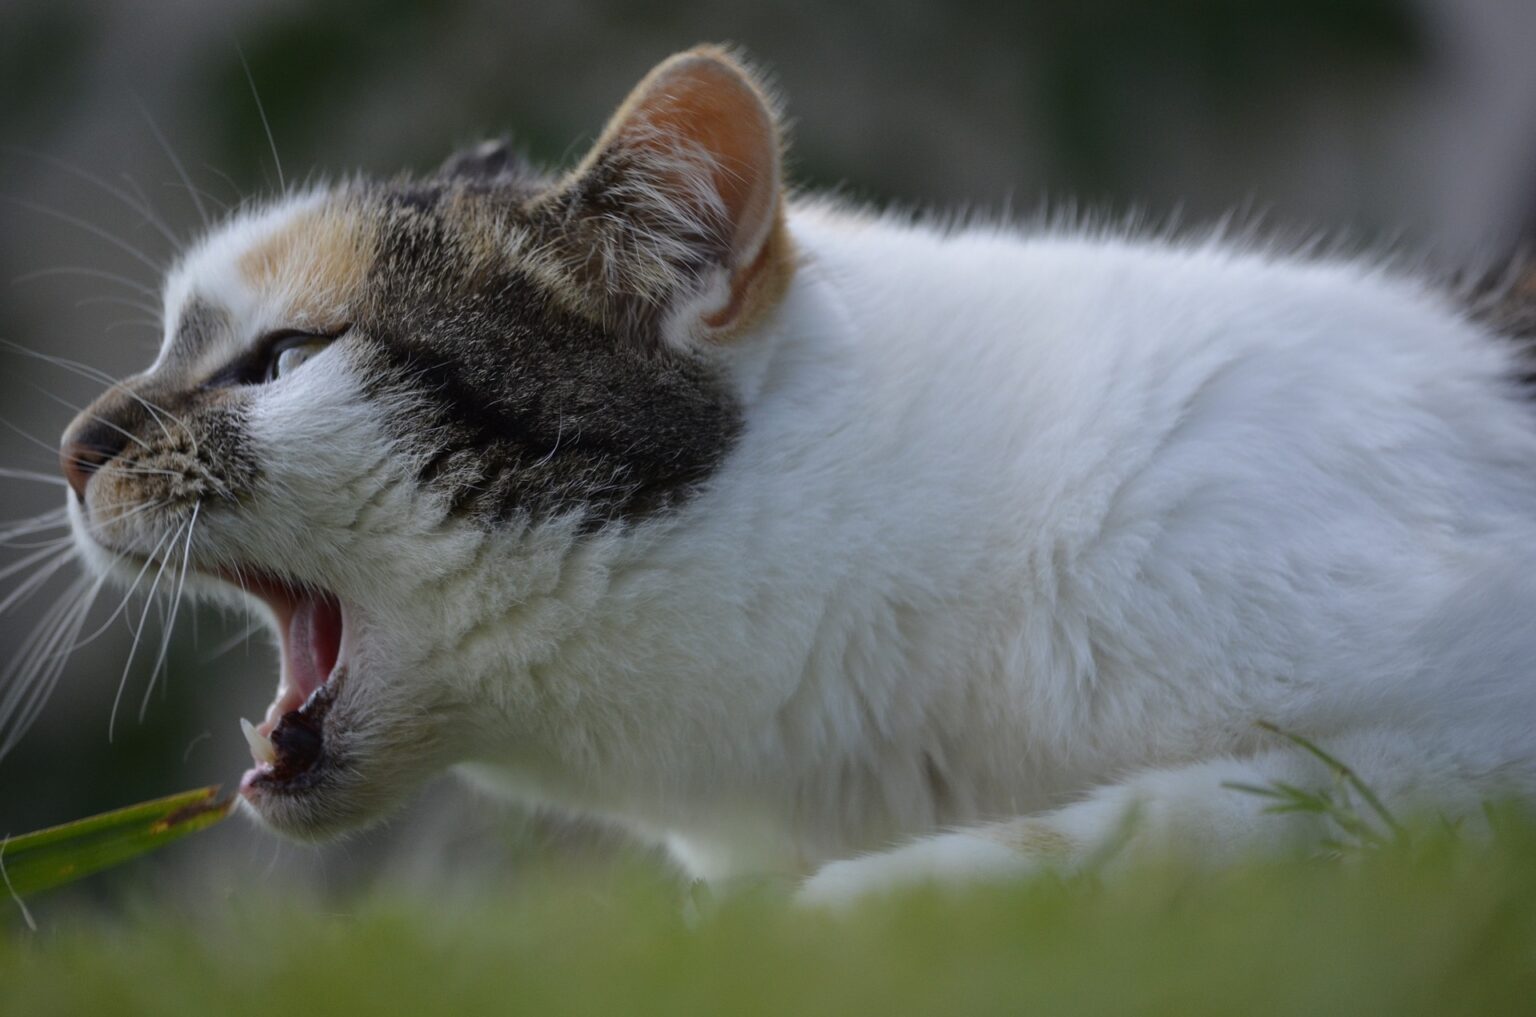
[55,46,793,838]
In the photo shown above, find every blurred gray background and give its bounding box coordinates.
[2,0,1535,907]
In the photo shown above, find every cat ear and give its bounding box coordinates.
[530,45,792,348]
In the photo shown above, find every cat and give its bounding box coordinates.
[32,44,1536,907]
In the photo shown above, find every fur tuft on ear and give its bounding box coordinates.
[437,138,547,188]
[528,45,794,350]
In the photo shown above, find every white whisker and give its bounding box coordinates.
[103,319,162,336]
[0,574,96,760]
[0,467,68,487]
[72,519,174,649]
[0,546,76,619]
[0,508,69,542]
[0,145,182,250]
[238,45,286,193]
[0,195,164,274]
[7,582,100,759]
[0,340,187,448]
[133,96,210,229]
[85,496,174,535]
[75,294,162,316]
[139,502,199,721]
[11,266,158,299]
[200,617,268,663]
[108,521,184,741]
[0,542,75,585]
[27,387,154,453]
[181,730,212,763]
[0,534,74,551]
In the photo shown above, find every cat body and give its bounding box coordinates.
[42,47,1536,903]
[471,205,1536,889]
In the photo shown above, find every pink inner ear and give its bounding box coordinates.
[616,53,781,268]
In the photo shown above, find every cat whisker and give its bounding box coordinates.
[133,96,210,230]
[0,339,191,450]
[26,387,155,454]
[0,507,69,545]
[0,145,183,250]
[199,163,249,212]
[237,44,286,194]
[75,294,162,316]
[0,466,68,487]
[104,319,163,336]
[0,539,75,602]
[5,427,188,482]
[108,520,185,741]
[200,617,268,664]
[0,533,75,551]
[11,266,159,299]
[0,541,77,586]
[52,450,187,483]
[0,195,164,275]
[84,496,177,535]
[124,170,203,232]
[0,573,99,761]
[0,416,173,476]
[13,578,102,755]
[139,501,199,721]
[0,546,78,625]
[220,558,262,661]
[70,511,178,652]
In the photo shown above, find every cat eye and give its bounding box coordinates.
[201,327,349,389]
[258,328,351,384]
[268,338,332,382]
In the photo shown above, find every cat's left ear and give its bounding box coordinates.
[530,45,792,349]
[437,138,544,186]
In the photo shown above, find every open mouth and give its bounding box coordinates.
[231,573,349,796]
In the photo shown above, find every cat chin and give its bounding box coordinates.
[238,735,450,843]
[236,677,447,842]
[237,761,399,843]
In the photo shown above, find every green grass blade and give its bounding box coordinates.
[1,786,234,899]
[1255,721,1406,840]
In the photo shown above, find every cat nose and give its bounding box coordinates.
[60,418,130,502]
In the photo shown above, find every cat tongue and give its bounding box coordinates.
[261,593,342,734]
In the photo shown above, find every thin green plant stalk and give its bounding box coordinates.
[1,785,234,906]
[1223,722,1406,855]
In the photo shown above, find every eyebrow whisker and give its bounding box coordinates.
[0,195,164,275]
[0,145,183,250]
[11,266,159,299]
[238,44,286,194]
[133,95,210,230]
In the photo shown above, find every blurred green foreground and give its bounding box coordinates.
[4,814,1535,1017]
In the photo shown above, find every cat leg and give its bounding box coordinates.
[797,726,1524,908]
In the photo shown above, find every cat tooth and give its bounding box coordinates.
[241,717,276,765]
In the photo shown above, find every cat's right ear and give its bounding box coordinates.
[529,45,793,351]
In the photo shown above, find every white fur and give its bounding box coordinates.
[460,202,1536,894]
[86,192,1536,901]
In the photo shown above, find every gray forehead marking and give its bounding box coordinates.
[355,184,744,529]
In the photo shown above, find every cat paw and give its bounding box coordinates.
[795,830,1038,910]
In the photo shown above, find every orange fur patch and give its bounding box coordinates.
[238,206,374,327]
